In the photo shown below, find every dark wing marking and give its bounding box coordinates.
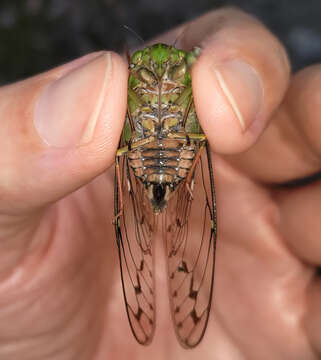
[114,154,157,345]
[164,141,217,348]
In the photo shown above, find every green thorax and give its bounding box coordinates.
[123,43,202,143]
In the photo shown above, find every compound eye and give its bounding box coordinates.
[131,50,143,64]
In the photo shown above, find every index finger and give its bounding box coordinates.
[148,8,290,153]
[227,65,321,183]
[178,8,290,154]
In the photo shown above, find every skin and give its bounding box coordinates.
[0,7,320,360]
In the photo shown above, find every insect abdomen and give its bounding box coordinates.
[128,139,195,187]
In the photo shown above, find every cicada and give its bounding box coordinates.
[114,43,217,348]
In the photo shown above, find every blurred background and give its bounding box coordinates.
[0,0,320,84]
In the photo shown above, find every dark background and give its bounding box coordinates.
[0,0,320,84]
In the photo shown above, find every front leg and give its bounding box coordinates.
[185,141,206,200]
[113,155,124,224]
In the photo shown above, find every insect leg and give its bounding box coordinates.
[117,135,156,157]
[185,141,206,199]
[114,155,124,222]
[182,96,193,128]
[174,87,193,142]
[126,109,137,151]
[167,132,206,142]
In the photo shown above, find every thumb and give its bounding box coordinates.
[0,51,128,215]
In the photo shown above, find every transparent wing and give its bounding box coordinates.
[164,141,217,348]
[114,154,157,345]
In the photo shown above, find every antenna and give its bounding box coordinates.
[173,23,192,48]
[122,25,145,45]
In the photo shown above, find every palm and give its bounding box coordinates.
[47,150,313,360]
[207,154,313,359]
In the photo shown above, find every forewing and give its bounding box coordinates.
[114,154,157,345]
[164,142,217,348]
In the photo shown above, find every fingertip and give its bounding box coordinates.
[187,8,290,154]
[192,49,265,154]
[0,51,128,212]
[82,51,128,165]
[284,64,321,158]
[34,51,127,152]
[40,50,129,199]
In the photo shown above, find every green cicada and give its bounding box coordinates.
[114,43,217,348]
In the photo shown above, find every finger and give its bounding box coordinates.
[178,8,290,153]
[0,51,128,216]
[275,181,321,266]
[305,279,321,356]
[227,64,321,183]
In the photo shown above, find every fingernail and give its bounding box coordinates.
[55,51,104,75]
[214,60,263,131]
[34,52,112,147]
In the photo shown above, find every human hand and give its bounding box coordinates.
[0,7,320,360]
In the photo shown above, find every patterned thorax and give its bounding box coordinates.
[124,43,202,213]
